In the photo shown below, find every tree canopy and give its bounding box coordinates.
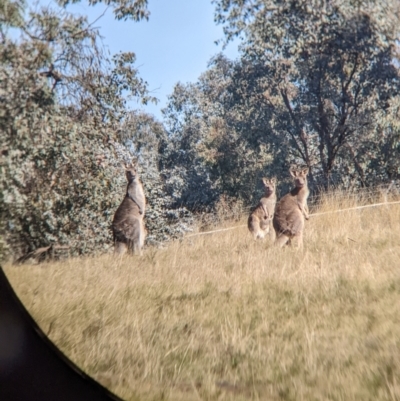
[210,0,400,186]
[0,0,190,259]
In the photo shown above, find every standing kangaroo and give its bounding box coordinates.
[112,160,146,255]
[273,167,310,248]
[248,177,277,240]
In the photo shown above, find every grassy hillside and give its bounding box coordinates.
[3,191,400,401]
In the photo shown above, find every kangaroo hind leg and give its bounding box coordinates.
[274,233,290,248]
[114,241,128,256]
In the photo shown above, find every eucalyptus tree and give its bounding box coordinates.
[163,54,275,211]
[0,0,156,258]
[213,0,400,186]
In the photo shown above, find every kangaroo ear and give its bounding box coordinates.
[271,177,277,184]
[262,177,269,186]
[302,168,309,176]
[289,165,298,177]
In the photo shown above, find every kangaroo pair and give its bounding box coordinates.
[112,160,146,255]
[248,167,310,248]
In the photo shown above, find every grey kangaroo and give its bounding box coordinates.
[273,167,310,248]
[112,160,146,255]
[248,177,277,240]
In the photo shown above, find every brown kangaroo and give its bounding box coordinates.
[112,160,146,255]
[248,177,277,240]
[273,167,310,248]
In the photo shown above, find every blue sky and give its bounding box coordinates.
[69,0,240,120]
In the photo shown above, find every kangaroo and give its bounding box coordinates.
[112,160,146,255]
[248,177,277,240]
[273,167,310,248]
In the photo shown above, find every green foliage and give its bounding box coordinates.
[56,0,150,21]
[162,56,275,211]
[210,0,400,187]
[2,116,125,256]
[0,0,25,27]
[0,0,183,260]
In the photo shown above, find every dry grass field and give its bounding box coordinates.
[3,191,400,401]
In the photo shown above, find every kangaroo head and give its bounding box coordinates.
[290,167,309,188]
[261,177,276,195]
[124,159,139,183]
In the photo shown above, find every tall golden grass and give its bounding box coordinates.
[4,191,400,401]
